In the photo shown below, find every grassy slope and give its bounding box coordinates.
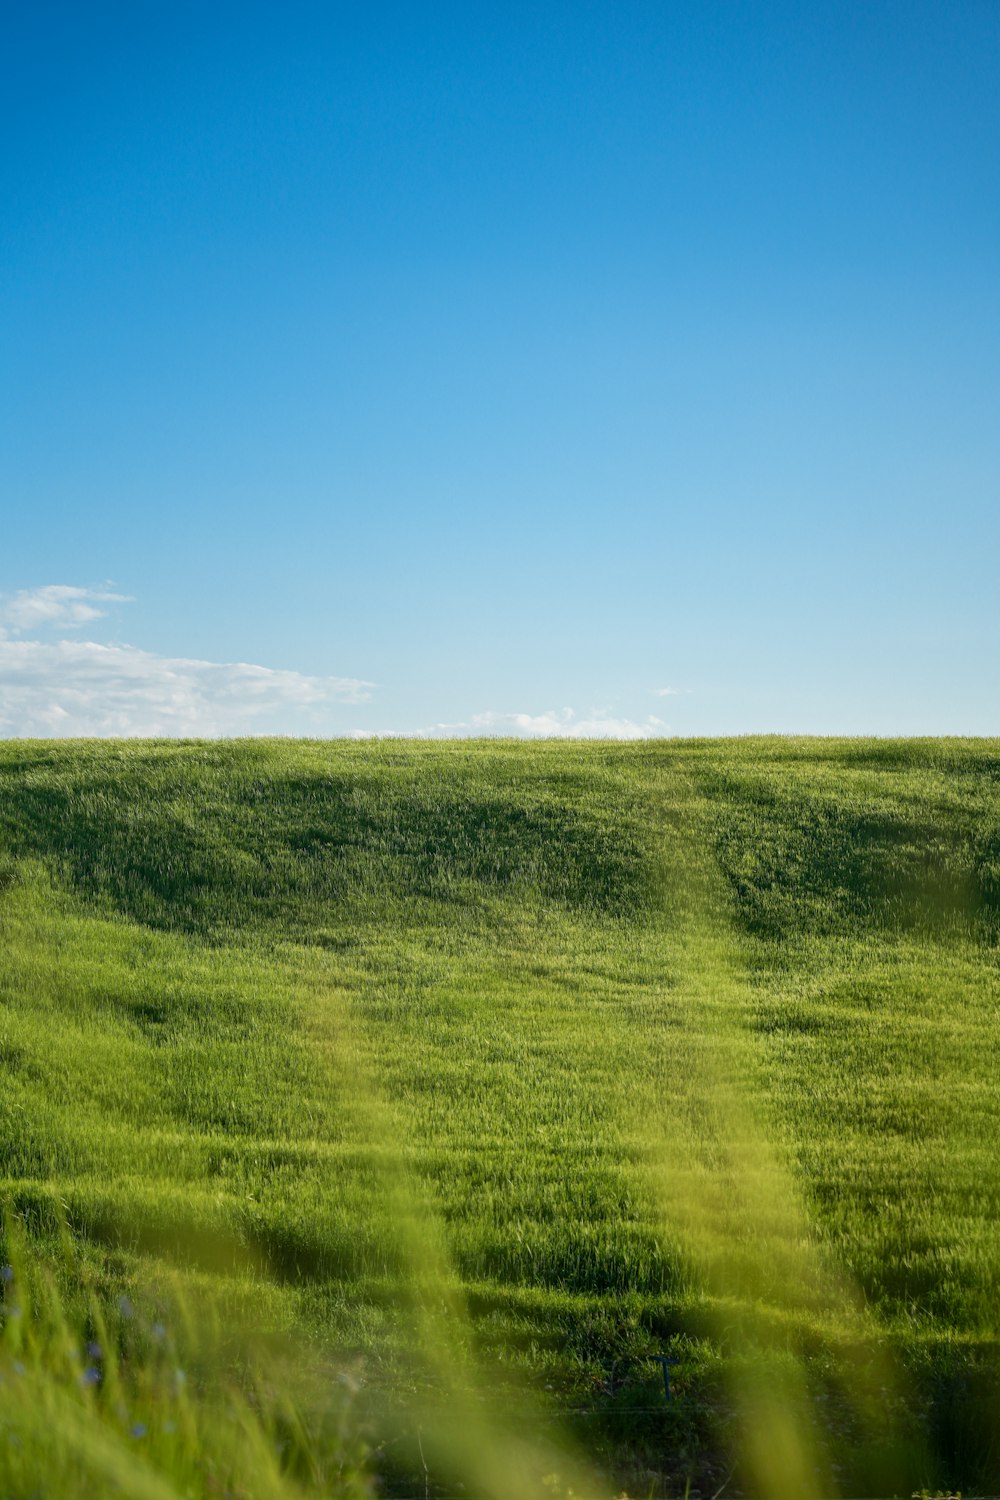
[1,737,999,1497]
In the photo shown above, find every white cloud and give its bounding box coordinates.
[652,686,678,697]
[0,585,132,635]
[355,708,670,740]
[466,710,668,739]
[0,582,372,736]
[0,582,663,740]
[0,638,372,737]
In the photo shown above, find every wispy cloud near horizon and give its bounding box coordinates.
[0,639,373,737]
[0,584,674,740]
[0,586,373,736]
[355,708,670,740]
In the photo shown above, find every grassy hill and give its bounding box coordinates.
[1,737,999,1498]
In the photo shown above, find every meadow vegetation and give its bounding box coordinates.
[1,737,999,1497]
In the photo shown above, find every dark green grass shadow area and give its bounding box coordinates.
[0,740,657,940]
[691,743,1000,942]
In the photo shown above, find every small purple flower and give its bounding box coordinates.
[130,1423,147,1439]
[86,1341,102,1360]
[0,1265,13,1283]
[82,1366,101,1386]
[118,1296,134,1320]
[13,1361,25,1377]
[151,1322,167,1342]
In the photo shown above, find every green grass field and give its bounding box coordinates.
[2,737,999,1498]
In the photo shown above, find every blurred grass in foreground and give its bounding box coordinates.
[2,737,1000,1496]
[0,1217,370,1500]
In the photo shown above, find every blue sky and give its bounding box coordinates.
[3,0,998,736]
